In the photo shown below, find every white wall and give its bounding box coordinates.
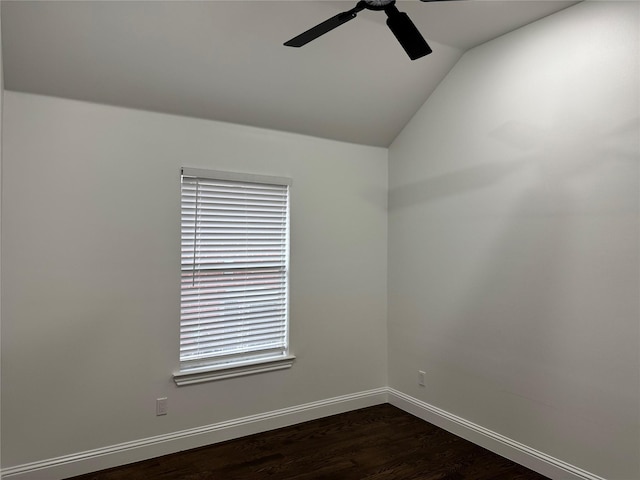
[388,2,639,479]
[0,92,388,468]
[1,5,4,478]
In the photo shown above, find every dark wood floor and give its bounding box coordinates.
[67,404,549,480]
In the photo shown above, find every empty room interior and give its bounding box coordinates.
[0,1,639,479]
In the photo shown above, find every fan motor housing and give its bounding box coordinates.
[362,0,395,11]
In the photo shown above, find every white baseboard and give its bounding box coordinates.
[387,388,605,480]
[2,387,605,480]
[1,388,388,480]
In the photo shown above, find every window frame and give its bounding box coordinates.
[174,168,294,386]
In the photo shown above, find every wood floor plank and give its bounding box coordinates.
[66,404,549,480]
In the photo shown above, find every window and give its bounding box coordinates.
[174,168,294,385]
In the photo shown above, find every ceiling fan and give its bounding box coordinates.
[284,0,456,61]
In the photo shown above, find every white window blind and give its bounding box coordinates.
[180,168,290,373]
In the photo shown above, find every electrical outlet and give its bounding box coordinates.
[156,397,168,416]
[418,370,426,387]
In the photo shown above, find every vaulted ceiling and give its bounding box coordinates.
[1,0,579,146]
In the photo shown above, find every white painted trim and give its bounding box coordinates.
[1,387,606,480]
[173,355,296,386]
[1,388,387,480]
[181,167,292,187]
[387,388,606,480]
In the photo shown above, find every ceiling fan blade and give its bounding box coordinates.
[284,6,363,47]
[385,10,432,60]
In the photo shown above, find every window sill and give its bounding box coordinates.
[173,355,296,386]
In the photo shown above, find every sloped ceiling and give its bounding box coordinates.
[1,0,578,146]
